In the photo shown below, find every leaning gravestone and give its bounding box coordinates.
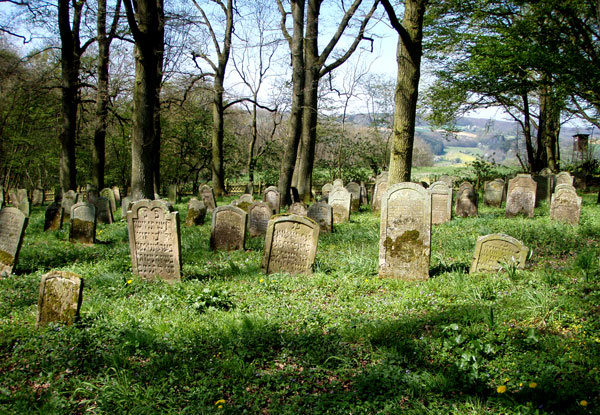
[100,187,117,213]
[346,182,361,212]
[470,233,528,273]
[333,179,344,188]
[307,202,333,233]
[185,198,207,226]
[555,171,574,186]
[379,183,431,280]
[429,181,452,225]
[263,186,280,214]
[0,207,28,276]
[371,179,388,213]
[127,199,182,282]
[70,202,96,244]
[261,214,319,275]
[550,186,582,225]
[32,189,44,206]
[62,190,79,221]
[121,196,132,219]
[199,185,217,212]
[36,271,83,328]
[95,197,113,224]
[506,174,537,218]
[321,183,333,201]
[112,186,121,205]
[328,187,352,224]
[455,182,478,217]
[210,206,247,251]
[483,179,505,207]
[288,202,308,216]
[248,201,273,237]
[44,202,63,231]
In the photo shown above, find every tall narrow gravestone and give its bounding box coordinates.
[307,201,333,233]
[95,197,114,224]
[100,188,117,213]
[328,187,352,224]
[62,190,79,221]
[248,202,273,237]
[261,214,319,275]
[168,184,178,204]
[470,234,528,273]
[127,199,182,282]
[112,186,121,206]
[199,185,217,212]
[483,179,505,207]
[36,271,83,328]
[505,174,537,218]
[263,186,281,213]
[533,174,554,206]
[550,186,582,225]
[379,183,431,280]
[210,206,247,251]
[32,189,44,206]
[70,202,96,244]
[371,177,388,213]
[429,181,452,225]
[455,182,478,217]
[44,202,63,231]
[346,182,361,212]
[0,207,28,276]
[185,198,207,226]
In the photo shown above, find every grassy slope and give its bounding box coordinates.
[0,194,599,414]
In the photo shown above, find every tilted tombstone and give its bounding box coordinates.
[199,185,217,212]
[70,202,96,244]
[32,189,44,206]
[371,179,388,213]
[555,171,574,187]
[112,186,121,206]
[550,187,582,225]
[185,198,207,226]
[533,174,554,206]
[127,199,182,282]
[167,184,178,204]
[455,182,478,217]
[261,214,319,275]
[328,187,352,224]
[288,202,308,216]
[379,182,431,280]
[263,186,281,214]
[95,197,113,224]
[307,201,333,233]
[61,190,79,221]
[0,207,28,276]
[44,202,64,231]
[429,181,452,225]
[36,271,83,328]
[321,183,333,201]
[333,179,344,188]
[346,182,361,212]
[505,174,537,218]
[483,179,505,207]
[100,187,117,213]
[248,201,273,237]
[121,196,132,219]
[470,233,528,273]
[210,206,247,251]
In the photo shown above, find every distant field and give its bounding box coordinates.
[436,146,485,166]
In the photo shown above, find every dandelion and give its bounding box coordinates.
[215,399,226,406]
[127,279,132,284]
[218,405,223,409]
[497,385,507,393]
[529,382,537,389]
[259,278,264,283]
[365,279,369,282]
[580,400,588,407]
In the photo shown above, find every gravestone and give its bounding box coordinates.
[100,187,117,213]
[470,233,528,273]
[248,202,273,237]
[112,186,121,205]
[550,187,582,225]
[261,214,319,275]
[321,183,333,201]
[288,202,308,216]
[360,182,369,206]
[483,179,505,207]
[95,197,113,224]
[263,186,280,214]
[62,190,79,221]
[455,182,478,217]
[328,187,352,224]
[239,193,254,204]
[210,206,247,251]
[87,188,99,204]
[371,179,388,213]
[0,207,28,276]
[379,182,431,280]
[32,189,44,206]
[307,201,333,233]
[36,271,83,328]
[429,181,452,224]
[555,171,574,186]
[199,185,217,212]
[69,202,96,244]
[185,198,207,226]
[346,182,361,212]
[533,174,554,206]
[44,202,63,231]
[333,179,344,188]
[12,189,29,217]
[168,184,178,204]
[121,196,132,218]
[506,174,537,218]
[127,199,182,282]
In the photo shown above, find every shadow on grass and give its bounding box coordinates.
[430,262,470,277]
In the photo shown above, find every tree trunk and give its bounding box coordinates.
[246,92,258,194]
[211,75,226,196]
[521,93,537,172]
[539,86,561,172]
[92,0,109,190]
[153,5,164,194]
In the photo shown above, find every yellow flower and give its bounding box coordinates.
[215,399,226,405]
[218,405,223,409]
[504,377,509,383]
[259,278,264,283]
[497,385,507,393]
[365,279,369,282]
[529,382,537,389]
[580,400,588,407]
[127,279,132,284]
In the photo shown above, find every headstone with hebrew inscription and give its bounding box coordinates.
[44,202,63,231]
[346,182,361,212]
[36,271,83,328]
[379,183,431,280]
[483,179,505,207]
[95,197,113,224]
[100,188,117,213]
[0,207,28,276]
[470,233,528,273]
[32,189,44,206]
[127,199,182,282]
[61,190,79,221]
[288,202,308,216]
[185,198,207,226]
[429,181,452,224]
[455,182,478,217]
[307,202,333,233]
[550,187,582,225]
[505,174,537,218]
[261,214,319,275]
[263,186,280,214]
[328,187,352,224]
[70,202,96,244]
[199,185,217,212]
[210,206,247,251]
[371,178,388,213]
[555,171,574,186]
[248,202,272,237]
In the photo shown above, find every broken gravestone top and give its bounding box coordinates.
[470,233,528,273]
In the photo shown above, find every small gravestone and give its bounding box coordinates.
[32,189,44,206]
[470,233,528,273]
[346,182,361,212]
[100,188,117,213]
[185,198,207,226]
[321,183,333,201]
[248,202,273,237]
[87,188,99,204]
[112,186,121,205]
[0,207,28,276]
[12,189,29,217]
[379,183,431,280]
[44,202,63,231]
[483,179,505,207]
[550,187,582,225]
[121,196,132,219]
[328,187,352,224]
[95,197,113,224]
[36,271,83,328]
[455,182,478,217]
[506,174,537,218]
[239,193,254,204]
[533,174,554,206]
[360,182,369,206]
[62,190,79,221]
[429,181,452,224]
[333,179,344,188]
[70,202,96,244]
[288,202,308,216]
[261,214,319,275]
[199,185,217,212]
[210,206,247,251]
[307,201,333,233]
[263,186,281,214]
[555,171,574,186]
[371,180,388,213]
[167,184,178,204]
[128,199,182,282]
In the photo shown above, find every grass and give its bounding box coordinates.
[1,192,599,414]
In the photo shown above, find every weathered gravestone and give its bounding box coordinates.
[100,187,117,213]
[261,214,319,275]
[379,183,431,280]
[333,179,344,188]
[371,178,388,213]
[455,182,478,217]
[429,181,452,224]
[346,182,361,212]
[112,186,121,205]
[321,183,333,201]
[533,174,554,206]
[550,186,582,225]
[62,190,79,221]
[70,202,96,244]
[127,199,182,282]
[32,189,44,206]
[95,197,114,224]
[483,179,505,207]
[328,187,352,224]
[121,196,132,219]
[360,182,369,206]
[288,202,308,216]
[505,174,537,218]
[307,201,333,233]
[44,202,63,231]
[248,202,273,237]
[11,189,29,217]
[470,233,528,273]
[555,171,574,186]
[199,185,217,212]
[185,198,207,226]
[36,271,83,328]
[87,188,99,204]
[263,186,281,214]
[439,175,454,189]
[210,206,247,251]
[239,193,254,204]
[0,207,28,276]
[168,184,178,204]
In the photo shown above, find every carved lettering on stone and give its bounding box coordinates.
[210,206,247,251]
[505,174,537,218]
[307,202,333,233]
[263,186,280,213]
[0,207,28,276]
[36,271,83,328]
[328,187,352,224]
[550,187,582,225]
[248,202,273,237]
[429,181,452,224]
[470,233,528,273]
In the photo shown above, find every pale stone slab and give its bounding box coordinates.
[61,190,79,221]
[185,198,207,226]
[127,199,182,282]
[248,202,273,237]
[346,182,361,212]
[360,182,369,206]
[121,196,132,219]
[321,183,333,200]
[100,187,117,213]
[263,186,280,213]
[44,202,63,231]
[333,179,344,188]
[239,194,254,204]
[555,171,574,186]
[328,187,352,224]
[95,197,114,224]
[307,202,333,233]
[32,189,44,206]
[210,206,247,251]
[429,181,452,224]
[70,202,96,244]
[470,233,528,273]
[112,186,121,205]
[199,185,217,211]
[379,183,431,280]
[371,179,388,213]
[483,179,505,207]
[36,271,83,328]
[261,214,319,275]
[550,187,582,225]
[168,184,178,204]
[12,189,29,217]
[288,202,308,216]
[0,207,28,276]
[506,174,537,218]
[455,182,478,217]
